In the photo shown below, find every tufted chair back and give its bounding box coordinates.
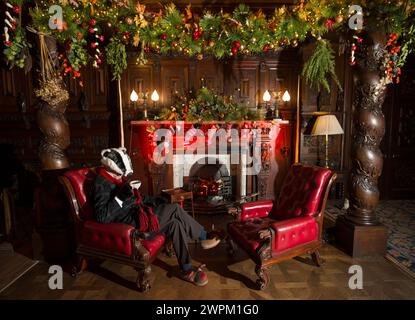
[272,164,332,220]
[63,167,97,221]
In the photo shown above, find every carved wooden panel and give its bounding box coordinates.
[122,60,154,107]
[224,60,259,108]
[194,58,223,93]
[160,59,189,105]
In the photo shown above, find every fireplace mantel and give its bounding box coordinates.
[128,120,290,202]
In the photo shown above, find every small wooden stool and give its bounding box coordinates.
[161,188,195,218]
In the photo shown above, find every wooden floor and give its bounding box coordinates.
[1,243,415,300]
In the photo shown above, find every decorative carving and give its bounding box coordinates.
[255,265,270,290]
[257,228,273,261]
[37,100,70,170]
[346,32,387,226]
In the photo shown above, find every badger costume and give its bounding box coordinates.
[92,147,219,286]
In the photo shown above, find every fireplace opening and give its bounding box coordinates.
[184,157,233,215]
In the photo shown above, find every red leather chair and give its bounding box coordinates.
[227,164,336,290]
[59,167,166,292]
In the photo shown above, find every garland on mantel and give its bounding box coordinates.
[2,0,415,89]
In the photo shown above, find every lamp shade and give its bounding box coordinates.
[263,90,271,102]
[130,89,139,102]
[311,115,344,136]
[151,89,159,102]
[282,90,291,102]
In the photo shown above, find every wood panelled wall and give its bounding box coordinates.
[1,49,303,172]
[3,41,413,199]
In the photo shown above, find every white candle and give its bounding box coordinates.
[4,27,9,42]
[5,19,13,28]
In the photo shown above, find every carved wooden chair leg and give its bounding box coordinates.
[136,265,152,293]
[255,265,270,290]
[311,249,325,267]
[227,237,236,257]
[71,255,88,277]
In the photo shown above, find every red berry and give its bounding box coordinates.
[91,42,97,48]
[97,59,102,64]
[197,29,203,37]
[13,6,20,14]
[231,47,238,54]
[89,27,95,33]
[233,41,241,48]
[99,35,105,42]
[263,44,270,52]
[90,19,96,26]
[4,41,12,46]
[175,25,181,30]
[77,32,83,39]
[10,25,16,31]
[160,34,167,40]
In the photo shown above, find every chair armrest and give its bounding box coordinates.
[269,216,319,253]
[240,201,274,221]
[81,221,137,256]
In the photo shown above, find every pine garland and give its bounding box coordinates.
[302,39,341,93]
[3,1,415,90]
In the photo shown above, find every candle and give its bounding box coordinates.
[4,27,9,42]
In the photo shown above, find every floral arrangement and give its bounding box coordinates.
[157,88,260,122]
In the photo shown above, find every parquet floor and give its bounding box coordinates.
[1,243,415,300]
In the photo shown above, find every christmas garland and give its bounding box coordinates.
[2,1,415,88]
[2,0,31,70]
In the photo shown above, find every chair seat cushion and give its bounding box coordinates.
[81,221,166,258]
[228,218,275,256]
[270,216,318,253]
[228,216,318,257]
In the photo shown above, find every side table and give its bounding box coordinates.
[161,188,195,218]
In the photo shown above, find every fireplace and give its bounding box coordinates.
[177,155,234,215]
[188,159,232,201]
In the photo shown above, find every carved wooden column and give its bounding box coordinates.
[335,32,387,257]
[34,36,74,262]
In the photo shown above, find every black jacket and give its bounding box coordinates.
[91,170,167,228]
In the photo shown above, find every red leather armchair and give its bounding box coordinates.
[227,164,336,290]
[59,167,166,292]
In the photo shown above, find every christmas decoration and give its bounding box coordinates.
[302,39,341,93]
[383,33,401,83]
[158,88,260,123]
[2,0,31,70]
[349,35,363,66]
[2,0,415,92]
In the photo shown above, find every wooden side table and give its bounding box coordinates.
[161,188,195,218]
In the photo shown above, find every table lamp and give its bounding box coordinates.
[311,114,344,168]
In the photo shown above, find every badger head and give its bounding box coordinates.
[100,147,133,177]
